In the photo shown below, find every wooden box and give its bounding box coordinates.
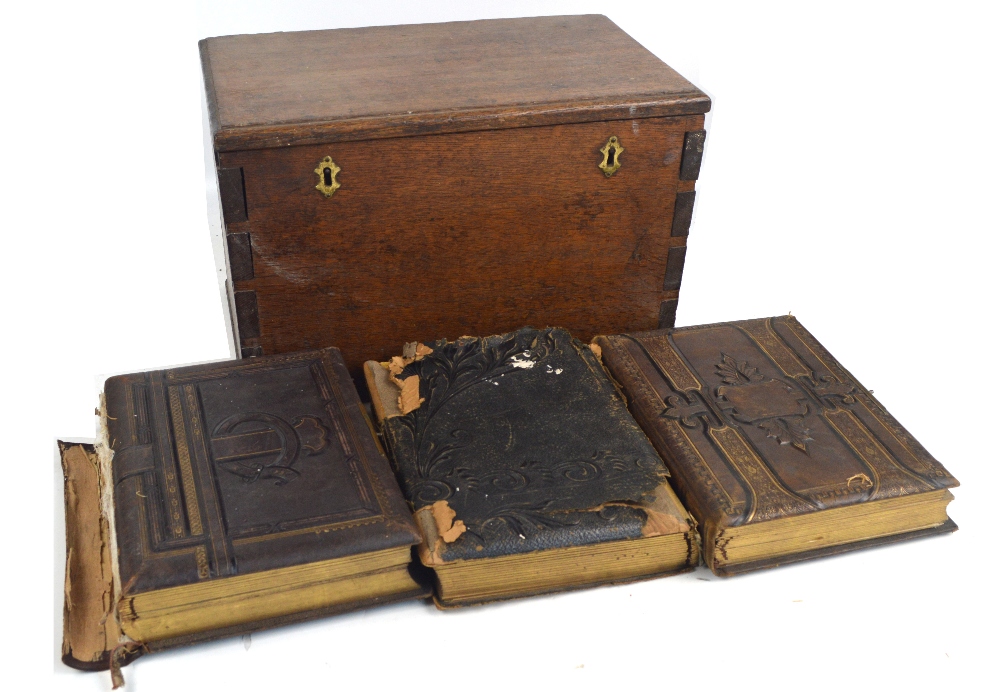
[200,15,710,377]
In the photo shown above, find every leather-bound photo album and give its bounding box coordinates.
[60,348,427,673]
[61,318,962,680]
[593,315,959,575]
[364,327,699,606]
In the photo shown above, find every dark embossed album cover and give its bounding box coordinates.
[594,316,959,575]
[365,327,698,606]
[62,348,425,671]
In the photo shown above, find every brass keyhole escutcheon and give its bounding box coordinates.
[599,136,624,177]
[314,156,341,197]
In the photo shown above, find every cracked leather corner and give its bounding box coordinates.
[387,343,434,382]
[398,375,424,415]
[402,341,433,361]
[413,500,466,565]
[384,343,434,415]
[431,500,467,543]
[60,442,122,670]
[364,361,402,423]
[639,483,694,537]
[386,356,408,380]
[585,482,692,538]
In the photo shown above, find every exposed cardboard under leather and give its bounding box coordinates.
[59,347,435,679]
[60,442,121,670]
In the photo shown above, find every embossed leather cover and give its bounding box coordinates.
[104,348,421,596]
[595,316,959,572]
[381,327,692,563]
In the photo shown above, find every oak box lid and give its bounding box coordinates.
[200,15,711,152]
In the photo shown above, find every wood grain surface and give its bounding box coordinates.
[221,114,703,377]
[201,15,710,150]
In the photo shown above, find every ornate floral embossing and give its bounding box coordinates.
[475,467,534,491]
[406,479,455,504]
[460,499,644,545]
[419,429,473,484]
[714,353,814,456]
[553,458,604,481]
[479,501,578,538]
[716,353,766,385]
[661,392,711,427]
[393,329,559,485]
[385,329,670,558]
[811,375,856,406]
[607,336,743,522]
[405,451,645,508]
[758,417,813,455]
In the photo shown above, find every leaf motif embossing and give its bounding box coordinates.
[716,353,766,385]
[387,328,670,559]
[661,393,711,427]
[395,329,563,484]
[758,417,814,455]
[480,501,579,537]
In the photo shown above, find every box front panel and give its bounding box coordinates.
[219,115,704,376]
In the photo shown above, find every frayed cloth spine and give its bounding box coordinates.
[97,394,142,684]
[110,642,145,689]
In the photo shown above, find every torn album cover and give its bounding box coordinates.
[365,327,699,606]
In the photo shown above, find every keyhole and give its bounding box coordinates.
[607,148,616,167]
[323,167,333,187]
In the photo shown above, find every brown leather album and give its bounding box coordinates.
[364,327,699,606]
[60,349,427,675]
[594,316,959,575]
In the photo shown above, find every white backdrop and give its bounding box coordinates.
[3,1,997,689]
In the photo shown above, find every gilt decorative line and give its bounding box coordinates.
[155,381,184,537]
[194,545,210,580]
[781,317,954,485]
[824,408,939,497]
[709,426,816,522]
[630,334,702,392]
[132,383,153,444]
[736,321,811,378]
[168,386,204,536]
